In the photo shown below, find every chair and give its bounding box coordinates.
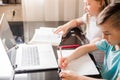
[61,27,89,47]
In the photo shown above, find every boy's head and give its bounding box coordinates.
[83,0,111,17]
[97,3,120,45]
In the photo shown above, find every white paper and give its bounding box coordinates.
[57,50,99,75]
[29,27,62,46]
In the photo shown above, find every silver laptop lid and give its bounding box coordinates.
[0,13,16,50]
[0,13,17,66]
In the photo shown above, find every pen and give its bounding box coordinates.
[58,46,62,74]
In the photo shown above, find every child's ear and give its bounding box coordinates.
[99,0,106,10]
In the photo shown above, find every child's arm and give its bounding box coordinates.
[90,37,102,43]
[59,43,98,69]
[67,43,98,62]
[54,17,84,37]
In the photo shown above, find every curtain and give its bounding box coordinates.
[22,0,85,21]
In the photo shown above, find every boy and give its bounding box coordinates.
[59,2,120,80]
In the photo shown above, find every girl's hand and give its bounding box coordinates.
[54,26,68,37]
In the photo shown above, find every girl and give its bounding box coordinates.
[59,2,120,80]
[54,0,111,43]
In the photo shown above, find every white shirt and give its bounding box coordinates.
[81,14,102,41]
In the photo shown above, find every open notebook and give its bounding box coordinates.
[57,50,99,76]
[0,13,58,73]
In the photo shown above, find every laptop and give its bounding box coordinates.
[0,13,58,74]
[0,38,14,80]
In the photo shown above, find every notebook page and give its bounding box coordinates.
[29,27,62,46]
[57,50,99,75]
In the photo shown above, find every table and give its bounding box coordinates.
[9,21,101,80]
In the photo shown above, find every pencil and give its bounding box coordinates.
[59,46,63,58]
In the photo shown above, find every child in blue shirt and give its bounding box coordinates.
[59,2,120,80]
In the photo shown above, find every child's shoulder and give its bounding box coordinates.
[95,39,111,50]
[82,13,96,24]
[96,39,108,45]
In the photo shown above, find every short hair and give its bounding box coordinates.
[97,3,120,29]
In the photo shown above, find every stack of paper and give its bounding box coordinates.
[29,27,62,46]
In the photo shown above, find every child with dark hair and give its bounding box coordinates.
[59,2,120,80]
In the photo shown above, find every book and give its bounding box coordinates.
[29,27,62,46]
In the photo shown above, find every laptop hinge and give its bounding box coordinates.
[13,64,17,69]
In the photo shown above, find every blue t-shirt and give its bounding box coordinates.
[96,40,120,80]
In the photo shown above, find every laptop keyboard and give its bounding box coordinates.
[22,46,40,66]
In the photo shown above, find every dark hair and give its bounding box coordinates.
[97,3,120,29]
[104,0,111,8]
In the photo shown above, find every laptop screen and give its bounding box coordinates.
[0,13,16,51]
[0,13,17,66]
